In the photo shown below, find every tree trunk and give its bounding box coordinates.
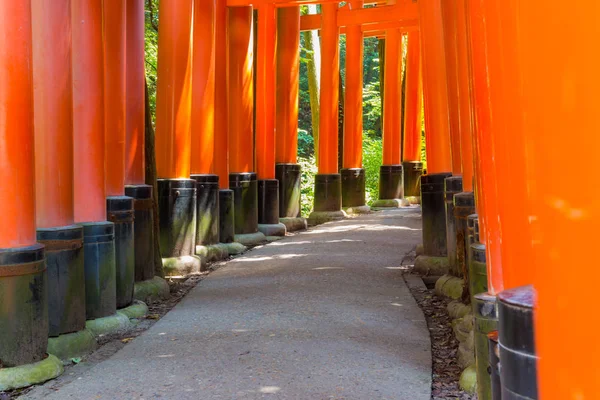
[302,4,321,162]
[378,38,385,136]
[144,77,164,278]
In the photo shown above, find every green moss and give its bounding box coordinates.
[86,313,132,337]
[307,210,346,225]
[280,217,307,232]
[118,301,148,320]
[223,242,246,255]
[234,232,267,247]
[414,255,449,276]
[134,276,170,302]
[162,255,202,276]
[435,274,465,299]
[0,355,63,391]
[47,329,97,363]
[459,365,478,394]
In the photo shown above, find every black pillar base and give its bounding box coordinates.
[230,173,258,234]
[191,174,220,246]
[258,179,280,225]
[0,244,47,367]
[454,191,475,281]
[444,176,463,273]
[473,292,498,400]
[341,168,366,208]
[403,161,423,198]
[219,189,235,243]
[37,225,85,337]
[498,285,538,400]
[157,179,197,257]
[314,173,342,211]
[80,221,116,321]
[125,184,155,282]
[107,196,135,309]
[421,172,452,257]
[379,165,404,200]
[275,163,301,218]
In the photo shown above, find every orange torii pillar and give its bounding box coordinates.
[72,0,117,321]
[471,0,539,397]
[515,2,599,398]
[308,3,346,224]
[191,0,221,251]
[402,30,424,205]
[256,4,287,237]
[32,0,86,345]
[104,0,135,309]
[0,0,52,377]
[228,6,266,243]
[214,0,236,244]
[125,0,156,285]
[441,0,465,275]
[417,0,453,259]
[373,28,405,208]
[341,0,368,213]
[275,6,303,225]
[155,0,200,274]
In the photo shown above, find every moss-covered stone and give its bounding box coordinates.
[307,210,346,226]
[222,242,246,255]
[371,199,403,209]
[234,232,267,247]
[257,223,287,237]
[118,301,148,320]
[416,244,424,256]
[162,255,202,276]
[47,329,97,363]
[266,236,284,242]
[344,205,371,214]
[405,196,420,205]
[134,276,170,303]
[459,365,478,394]
[86,313,132,337]
[414,255,449,276]
[0,354,63,391]
[447,300,471,320]
[196,244,229,263]
[435,274,465,299]
[280,217,307,232]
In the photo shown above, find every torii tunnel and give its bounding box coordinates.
[0,0,595,398]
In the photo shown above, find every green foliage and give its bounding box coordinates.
[298,129,314,158]
[145,0,159,125]
[363,137,383,205]
[298,155,318,216]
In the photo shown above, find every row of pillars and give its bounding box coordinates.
[0,0,154,370]
[417,0,598,399]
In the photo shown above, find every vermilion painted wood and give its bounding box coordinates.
[125,0,146,185]
[382,29,402,166]
[191,0,216,175]
[32,0,75,229]
[465,0,503,294]
[317,3,340,174]
[155,0,193,179]
[402,30,422,162]
[342,0,364,170]
[214,0,230,188]
[455,0,474,191]
[104,0,127,196]
[441,0,462,175]
[275,7,300,165]
[228,7,254,174]
[72,0,107,223]
[0,0,37,247]
[418,0,452,173]
[256,4,277,179]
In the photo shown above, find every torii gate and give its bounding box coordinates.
[0,0,594,399]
